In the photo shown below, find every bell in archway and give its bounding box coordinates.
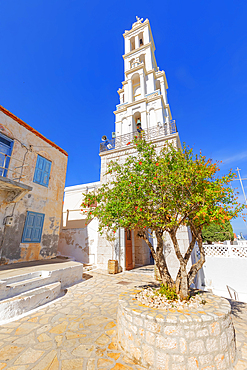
[136,118,141,127]
[136,118,143,133]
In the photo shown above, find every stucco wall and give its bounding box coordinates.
[58,219,99,265]
[57,182,100,265]
[0,109,67,264]
[199,256,247,303]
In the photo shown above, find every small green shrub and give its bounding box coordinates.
[158,284,178,301]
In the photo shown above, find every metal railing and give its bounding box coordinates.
[0,151,29,182]
[99,121,177,153]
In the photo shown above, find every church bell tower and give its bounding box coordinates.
[99,17,181,181]
[97,17,186,272]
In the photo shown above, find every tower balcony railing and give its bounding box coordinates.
[99,120,177,153]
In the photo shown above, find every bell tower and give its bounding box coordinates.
[99,17,181,181]
[97,17,187,273]
[115,16,172,137]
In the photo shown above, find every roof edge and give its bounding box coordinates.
[0,105,68,157]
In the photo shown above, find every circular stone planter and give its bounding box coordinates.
[117,289,236,370]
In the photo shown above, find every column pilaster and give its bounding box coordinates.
[128,79,133,103]
[140,72,145,98]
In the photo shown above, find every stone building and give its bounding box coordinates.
[58,17,190,277]
[0,105,68,264]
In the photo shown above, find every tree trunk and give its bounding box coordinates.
[175,232,196,292]
[137,229,173,287]
[155,230,174,287]
[169,230,189,300]
[188,227,205,286]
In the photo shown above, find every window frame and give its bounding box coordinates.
[0,132,13,178]
[22,211,45,243]
[33,154,52,187]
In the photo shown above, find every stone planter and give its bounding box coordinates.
[118,289,236,369]
[108,259,118,274]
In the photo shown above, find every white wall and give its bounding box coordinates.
[194,243,247,303]
[200,257,247,303]
[57,181,100,265]
[58,218,99,264]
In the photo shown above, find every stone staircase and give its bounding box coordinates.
[0,263,83,324]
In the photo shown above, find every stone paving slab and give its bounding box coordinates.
[0,269,246,369]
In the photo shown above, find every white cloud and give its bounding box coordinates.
[222,151,247,164]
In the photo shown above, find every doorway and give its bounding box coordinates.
[125,229,133,270]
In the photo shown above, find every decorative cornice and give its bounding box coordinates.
[122,42,152,59]
[125,63,147,77]
[117,88,124,95]
[156,70,168,89]
[123,19,149,38]
[113,93,171,116]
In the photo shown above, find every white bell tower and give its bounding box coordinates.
[115,16,172,136]
[99,17,181,181]
[97,17,186,272]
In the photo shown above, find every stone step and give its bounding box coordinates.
[0,271,52,300]
[6,275,50,294]
[0,281,62,325]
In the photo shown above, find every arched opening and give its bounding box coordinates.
[149,108,156,128]
[130,58,135,69]
[133,111,141,131]
[139,54,145,67]
[130,36,135,51]
[132,73,141,101]
[156,79,161,92]
[138,32,144,47]
[121,118,128,135]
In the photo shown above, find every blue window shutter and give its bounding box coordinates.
[0,134,13,177]
[33,155,51,187]
[41,160,51,187]
[22,212,45,243]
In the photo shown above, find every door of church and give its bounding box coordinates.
[125,229,133,270]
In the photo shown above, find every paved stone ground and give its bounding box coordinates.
[0,269,246,369]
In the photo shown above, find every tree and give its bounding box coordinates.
[202,220,234,244]
[82,138,244,299]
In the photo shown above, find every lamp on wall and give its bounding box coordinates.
[101,135,112,150]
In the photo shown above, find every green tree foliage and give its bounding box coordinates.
[202,220,234,243]
[82,138,244,299]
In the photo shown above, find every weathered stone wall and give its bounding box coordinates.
[118,289,236,369]
[0,109,67,264]
[58,226,98,265]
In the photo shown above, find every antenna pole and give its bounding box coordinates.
[236,167,247,206]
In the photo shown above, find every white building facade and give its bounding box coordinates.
[58,17,190,276]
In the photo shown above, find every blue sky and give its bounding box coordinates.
[1,0,247,235]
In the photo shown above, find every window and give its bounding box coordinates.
[0,133,13,177]
[22,211,45,243]
[33,155,51,187]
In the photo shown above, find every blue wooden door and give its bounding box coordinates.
[0,135,12,177]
